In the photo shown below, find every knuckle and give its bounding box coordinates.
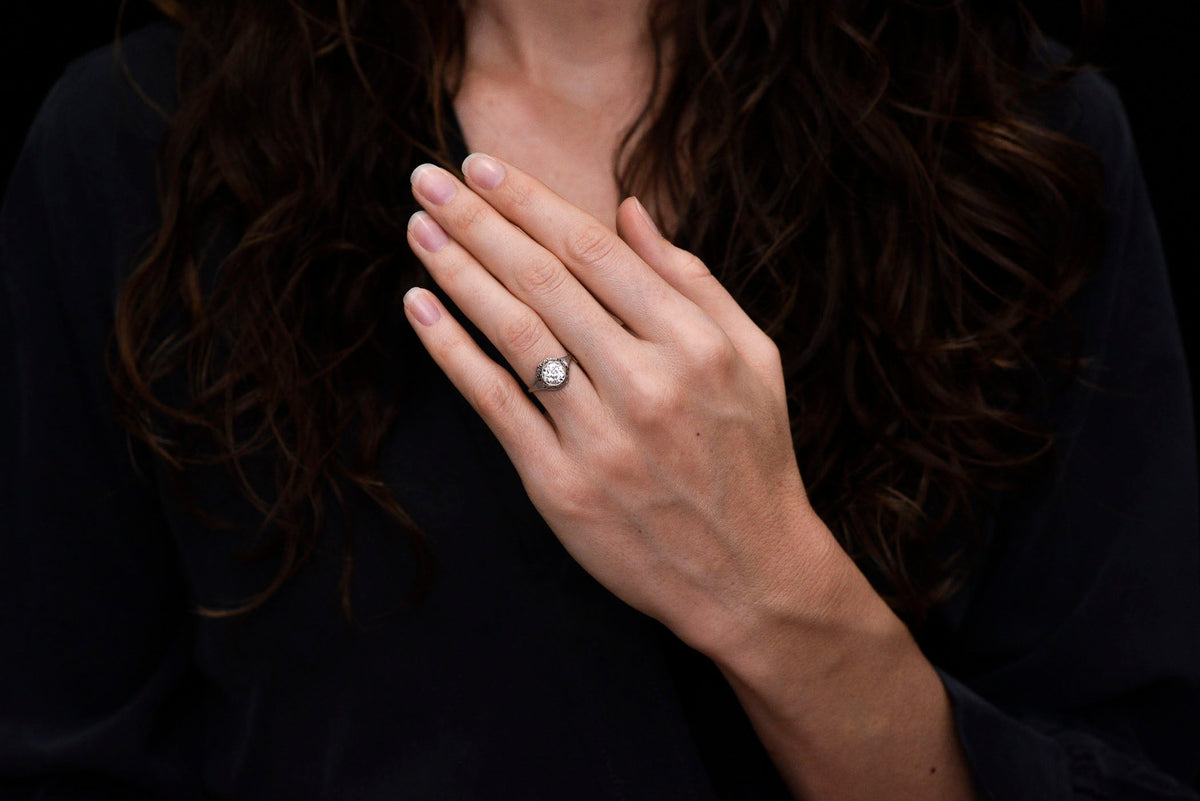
[625,375,679,425]
[504,177,535,210]
[472,373,517,418]
[560,479,597,519]
[756,334,782,369]
[500,312,546,359]
[683,331,738,376]
[563,223,618,269]
[739,330,783,379]
[516,255,569,297]
[452,200,490,232]
[595,439,640,482]
[538,466,595,520]
[679,254,713,282]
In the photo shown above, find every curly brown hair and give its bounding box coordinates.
[111,0,1107,622]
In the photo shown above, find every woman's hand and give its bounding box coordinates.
[403,153,838,655]
[403,154,976,801]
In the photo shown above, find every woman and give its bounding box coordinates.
[2,0,1197,798]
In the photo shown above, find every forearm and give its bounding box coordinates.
[706,535,977,801]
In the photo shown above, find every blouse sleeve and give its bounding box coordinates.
[0,28,201,798]
[929,69,1200,800]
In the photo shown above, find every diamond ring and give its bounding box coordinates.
[529,355,573,393]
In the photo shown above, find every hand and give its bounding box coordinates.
[403,155,976,799]
[403,154,842,655]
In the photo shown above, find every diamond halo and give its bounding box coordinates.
[530,355,573,393]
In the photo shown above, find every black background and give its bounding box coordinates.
[0,7,1196,794]
[2,2,1198,429]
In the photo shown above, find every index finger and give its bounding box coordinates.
[460,153,703,341]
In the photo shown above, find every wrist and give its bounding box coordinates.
[687,518,975,800]
[704,523,912,707]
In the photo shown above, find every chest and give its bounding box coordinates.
[451,77,643,230]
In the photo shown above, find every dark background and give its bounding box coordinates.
[0,6,1195,792]
[2,2,1198,424]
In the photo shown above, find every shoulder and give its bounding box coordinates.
[11,20,180,225]
[1023,37,1159,325]
[1030,37,1140,201]
[2,22,181,310]
[33,21,181,160]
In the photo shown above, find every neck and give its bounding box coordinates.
[463,0,658,101]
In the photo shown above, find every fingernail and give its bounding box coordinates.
[408,211,449,252]
[634,197,660,237]
[463,153,505,190]
[404,287,441,326]
[411,164,457,204]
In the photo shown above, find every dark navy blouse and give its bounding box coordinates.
[2,23,1198,801]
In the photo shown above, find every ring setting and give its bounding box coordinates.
[529,355,573,393]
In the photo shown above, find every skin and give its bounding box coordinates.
[455,0,659,228]
[403,2,980,798]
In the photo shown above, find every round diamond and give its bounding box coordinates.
[540,359,568,387]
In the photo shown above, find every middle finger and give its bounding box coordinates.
[411,164,628,374]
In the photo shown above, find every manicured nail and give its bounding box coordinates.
[408,211,449,252]
[634,197,660,237]
[404,287,441,326]
[463,153,506,190]
[411,164,457,204]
